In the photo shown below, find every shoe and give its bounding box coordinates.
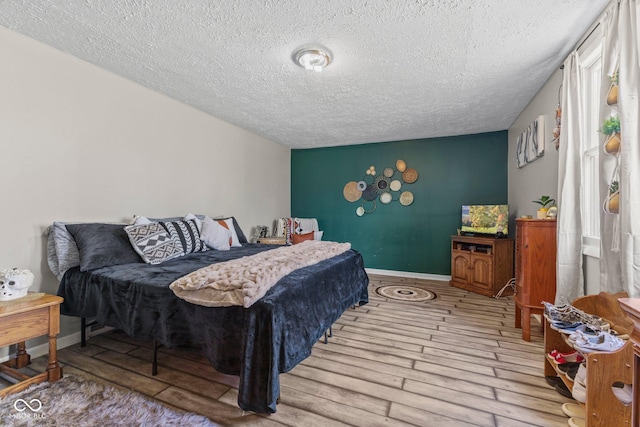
[550,320,585,333]
[572,380,586,403]
[549,350,584,364]
[566,370,578,382]
[568,417,586,427]
[575,363,587,387]
[612,382,632,405]
[562,402,585,418]
[573,331,625,353]
[554,381,573,399]
[545,375,564,388]
[557,362,580,374]
[543,302,610,330]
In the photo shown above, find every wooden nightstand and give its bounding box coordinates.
[0,293,63,397]
[257,237,287,245]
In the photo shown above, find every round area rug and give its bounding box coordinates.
[375,285,436,302]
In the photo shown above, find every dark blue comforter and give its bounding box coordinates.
[57,243,369,413]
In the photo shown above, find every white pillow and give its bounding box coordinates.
[314,231,324,241]
[222,218,242,247]
[201,216,232,251]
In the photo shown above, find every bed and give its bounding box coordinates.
[51,220,369,414]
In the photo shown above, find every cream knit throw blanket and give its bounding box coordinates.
[169,240,351,308]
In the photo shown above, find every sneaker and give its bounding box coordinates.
[554,381,573,399]
[612,382,632,405]
[549,350,584,364]
[575,363,587,387]
[543,302,610,330]
[573,331,625,353]
[562,402,585,418]
[550,320,585,333]
[572,380,587,403]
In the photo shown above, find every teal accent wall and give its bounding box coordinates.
[291,131,508,274]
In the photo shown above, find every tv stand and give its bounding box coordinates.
[450,235,514,297]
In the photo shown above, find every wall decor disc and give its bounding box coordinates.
[362,200,377,213]
[373,175,390,193]
[396,159,407,172]
[343,181,362,202]
[383,167,394,178]
[356,206,365,216]
[402,168,419,183]
[375,285,436,302]
[390,180,402,191]
[362,185,378,201]
[399,191,414,206]
[356,180,367,192]
[380,192,392,204]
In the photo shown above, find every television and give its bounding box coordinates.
[461,205,509,237]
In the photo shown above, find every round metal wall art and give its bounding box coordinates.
[343,161,420,216]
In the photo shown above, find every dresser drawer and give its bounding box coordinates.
[0,307,50,347]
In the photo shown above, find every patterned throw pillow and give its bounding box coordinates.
[159,219,207,254]
[125,222,184,264]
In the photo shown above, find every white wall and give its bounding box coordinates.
[0,26,291,357]
[508,70,561,220]
[508,69,599,297]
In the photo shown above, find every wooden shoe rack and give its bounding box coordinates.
[544,292,633,427]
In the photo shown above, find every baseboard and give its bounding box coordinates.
[365,268,450,282]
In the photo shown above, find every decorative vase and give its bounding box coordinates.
[537,208,549,219]
[0,268,34,301]
[606,83,618,105]
[604,132,621,155]
[604,191,620,214]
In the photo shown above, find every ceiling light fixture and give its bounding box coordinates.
[294,48,332,72]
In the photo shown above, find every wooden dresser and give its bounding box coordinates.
[514,218,557,341]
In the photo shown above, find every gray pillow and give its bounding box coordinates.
[50,221,81,278]
[66,223,142,271]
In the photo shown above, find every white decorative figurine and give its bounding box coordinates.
[0,268,35,301]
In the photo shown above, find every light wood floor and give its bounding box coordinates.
[3,275,574,426]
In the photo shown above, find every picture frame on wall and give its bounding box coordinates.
[516,115,545,168]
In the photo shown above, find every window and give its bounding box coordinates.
[577,29,603,257]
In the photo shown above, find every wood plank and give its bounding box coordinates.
[0,273,571,425]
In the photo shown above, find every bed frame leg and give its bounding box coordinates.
[323,326,333,344]
[81,318,87,347]
[152,340,159,376]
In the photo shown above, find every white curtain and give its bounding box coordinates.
[600,0,640,297]
[556,53,585,304]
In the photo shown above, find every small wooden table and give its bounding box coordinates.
[0,293,63,397]
[257,237,287,245]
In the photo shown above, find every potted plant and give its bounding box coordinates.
[533,195,556,219]
[604,180,619,214]
[607,71,618,105]
[600,116,621,155]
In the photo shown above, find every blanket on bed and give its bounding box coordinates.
[169,240,351,308]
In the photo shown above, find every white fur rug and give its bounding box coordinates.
[0,374,219,426]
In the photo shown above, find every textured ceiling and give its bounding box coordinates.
[0,1,609,148]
